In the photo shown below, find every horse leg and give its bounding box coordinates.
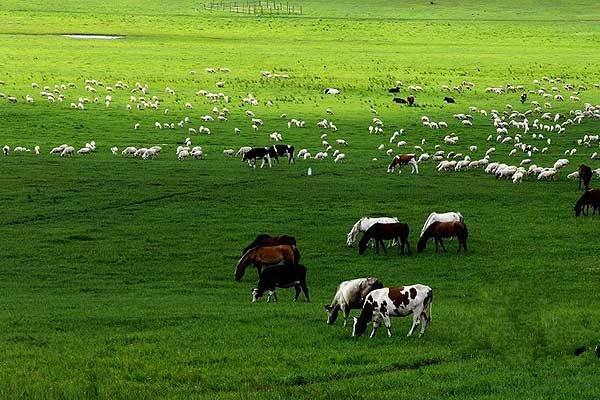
[293,285,301,302]
[463,237,468,252]
[301,283,310,302]
[439,238,447,252]
[398,236,403,255]
[375,239,379,254]
[380,240,387,254]
[406,238,412,256]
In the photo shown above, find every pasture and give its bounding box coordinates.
[0,1,599,398]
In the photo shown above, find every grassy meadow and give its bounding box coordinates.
[0,1,599,398]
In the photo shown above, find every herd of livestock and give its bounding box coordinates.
[235,212,464,338]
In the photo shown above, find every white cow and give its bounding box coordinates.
[324,278,384,326]
[352,285,433,338]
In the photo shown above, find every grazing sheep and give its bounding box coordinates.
[512,171,524,183]
[34,146,40,155]
[223,149,235,157]
[77,147,92,155]
[538,168,558,180]
[2,145,9,156]
[334,153,346,163]
[178,150,190,160]
[122,146,137,156]
[60,146,75,157]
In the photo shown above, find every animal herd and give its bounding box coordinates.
[235,211,467,338]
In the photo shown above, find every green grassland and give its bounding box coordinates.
[0,1,599,398]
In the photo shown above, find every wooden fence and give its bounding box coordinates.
[204,1,303,15]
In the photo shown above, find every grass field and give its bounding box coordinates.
[1,1,600,398]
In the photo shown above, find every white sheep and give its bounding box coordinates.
[223,149,235,157]
[538,168,558,180]
[334,153,346,163]
[60,146,75,157]
[177,149,189,160]
[122,146,137,156]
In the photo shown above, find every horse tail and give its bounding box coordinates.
[293,246,301,265]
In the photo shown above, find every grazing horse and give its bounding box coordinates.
[419,211,464,239]
[578,164,593,190]
[242,234,297,254]
[242,147,271,168]
[234,245,298,281]
[387,154,419,174]
[574,189,600,217]
[417,221,468,253]
[346,217,399,247]
[358,223,411,255]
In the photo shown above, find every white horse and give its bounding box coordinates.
[347,217,399,247]
[419,212,464,239]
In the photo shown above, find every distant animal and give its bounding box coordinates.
[352,285,433,338]
[242,147,271,168]
[324,277,384,326]
[393,97,408,104]
[407,95,415,106]
[358,223,411,255]
[346,216,399,247]
[252,264,309,303]
[234,245,298,281]
[520,93,528,104]
[269,144,295,164]
[419,211,464,239]
[387,154,419,174]
[417,221,468,253]
[443,96,455,104]
[388,87,401,93]
[242,234,298,255]
[574,189,600,217]
[578,164,593,190]
[324,88,340,95]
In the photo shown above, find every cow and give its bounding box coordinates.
[443,96,455,104]
[242,147,271,168]
[387,154,419,174]
[252,264,309,303]
[324,277,384,326]
[393,97,408,104]
[352,285,433,338]
[269,144,295,164]
[388,87,401,93]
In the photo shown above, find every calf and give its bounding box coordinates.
[242,147,271,168]
[324,277,384,326]
[352,285,433,338]
[252,264,309,302]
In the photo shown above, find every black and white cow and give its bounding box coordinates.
[242,147,272,168]
[352,285,433,338]
[269,144,295,164]
[324,277,383,326]
[252,264,309,302]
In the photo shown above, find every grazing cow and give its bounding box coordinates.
[443,96,455,104]
[388,87,401,93]
[352,285,433,338]
[574,189,600,217]
[393,97,408,104]
[242,147,271,168]
[252,264,309,303]
[578,164,593,190]
[269,144,295,164]
[407,95,415,106]
[325,278,384,325]
[387,154,419,174]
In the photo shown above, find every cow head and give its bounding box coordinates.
[252,288,263,302]
[352,317,368,337]
[324,304,340,325]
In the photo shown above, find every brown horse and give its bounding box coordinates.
[417,221,468,253]
[358,223,411,255]
[234,245,299,281]
[242,234,297,254]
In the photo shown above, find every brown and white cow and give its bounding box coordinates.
[324,277,384,326]
[387,154,419,174]
[352,285,432,338]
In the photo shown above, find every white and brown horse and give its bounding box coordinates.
[387,154,419,174]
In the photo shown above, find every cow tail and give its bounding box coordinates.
[424,289,433,322]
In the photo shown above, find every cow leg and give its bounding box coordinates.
[383,315,392,337]
[266,290,274,302]
[370,321,381,338]
[407,313,420,337]
[342,304,350,326]
[267,154,272,168]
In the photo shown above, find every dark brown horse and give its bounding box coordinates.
[358,223,411,255]
[575,189,600,217]
[417,221,468,253]
[234,245,299,281]
[578,164,593,191]
[242,234,297,254]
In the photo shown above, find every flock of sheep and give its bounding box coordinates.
[1,73,599,182]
